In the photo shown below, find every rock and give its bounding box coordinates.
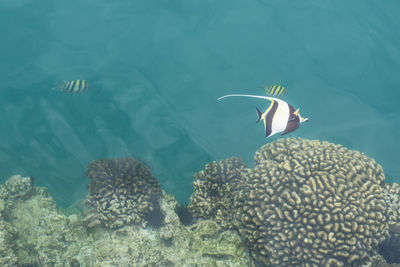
[4,174,34,199]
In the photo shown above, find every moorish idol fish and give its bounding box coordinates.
[57,80,90,94]
[265,84,286,97]
[218,94,309,138]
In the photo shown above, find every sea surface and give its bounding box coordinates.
[1,0,400,208]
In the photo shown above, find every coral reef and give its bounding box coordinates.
[85,192,252,267]
[0,175,36,265]
[0,196,18,266]
[383,183,400,228]
[185,138,400,266]
[379,223,400,265]
[236,138,389,266]
[188,157,248,229]
[1,175,86,266]
[85,157,162,228]
[175,203,194,226]
[0,174,253,267]
[380,183,400,264]
[2,138,400,266]
[3,174,34,199]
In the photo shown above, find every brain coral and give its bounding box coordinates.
[237,138,388,266]
[379,182,400,263]
[383,182,400,228]
[85,157,161,229]
[188,157,248,229]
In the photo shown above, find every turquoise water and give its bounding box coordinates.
[1,0,400,208]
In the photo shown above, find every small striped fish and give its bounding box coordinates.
[265,84,286,97]
[60,80,90,94]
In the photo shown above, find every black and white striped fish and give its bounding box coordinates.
[218,94,309,138]
[58,80,90,94]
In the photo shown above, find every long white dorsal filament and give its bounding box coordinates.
[217,94,279,102]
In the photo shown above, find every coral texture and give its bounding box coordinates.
[383,183,400,228]
[85,157,161,228]
[0,198,18,266]
[237,138,388,266]
[4,174,34,199]
[0,174,252,266]
[188,157,248,229]
[86,193,252,267]
[0,175,84,266]
[379,183,400,264]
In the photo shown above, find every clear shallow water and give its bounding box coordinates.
[1,0,400,208]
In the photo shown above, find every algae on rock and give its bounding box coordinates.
[0,174,253,267]
[0,197,18,266]
[76,191,252,266]
[1,175,86,266]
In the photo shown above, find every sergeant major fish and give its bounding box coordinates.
[265,84,286,97]
[57,80,90,94]
[218,94,309,138]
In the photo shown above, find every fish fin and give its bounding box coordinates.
[217,94,279,102]
[281,127,296,136]
[256,107,263,123]
[281,120,300,136]
[293,108,299,116]
[51,81,65,92]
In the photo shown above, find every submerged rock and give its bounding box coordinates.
[0,174,253,267]
[2,174,34,199]
[1,175,84,266]
[0,198,18,266]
